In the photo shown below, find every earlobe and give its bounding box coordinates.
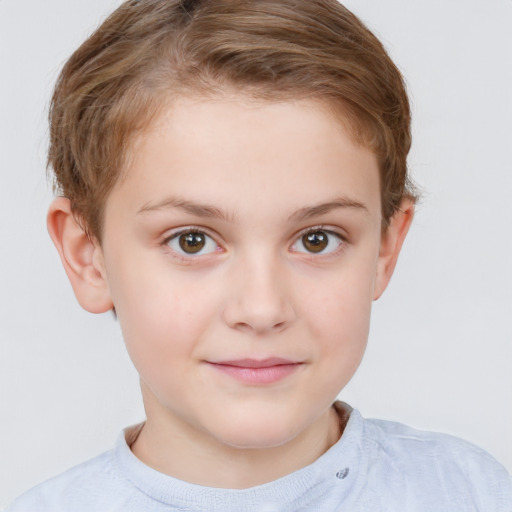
[47,197,114,313]
[373,198,414,300]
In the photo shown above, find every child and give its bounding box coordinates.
[7,0,511,510]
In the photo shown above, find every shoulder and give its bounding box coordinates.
[359,413,512,510]
[363,414,507,470]
[5,449,127,512]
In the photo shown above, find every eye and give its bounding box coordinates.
[166,230,219,256]
[292,229,344,255]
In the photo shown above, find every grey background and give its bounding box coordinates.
[1,0,511,506]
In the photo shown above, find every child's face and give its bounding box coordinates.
[98,96,391,449]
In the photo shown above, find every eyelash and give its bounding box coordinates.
[161,226,221,261]
[291,225,347,258]
[161,225,347,261]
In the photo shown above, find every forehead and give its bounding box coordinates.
[108,95,381,224]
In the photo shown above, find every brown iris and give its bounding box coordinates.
[302,231,329,253]
[179,232,206,254]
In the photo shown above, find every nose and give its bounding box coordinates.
[222,252,296,334]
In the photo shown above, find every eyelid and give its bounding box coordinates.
[290,225,347,255]
[162,226,223,258]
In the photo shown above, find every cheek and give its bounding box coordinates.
[109,266,218,373]
[310,286,372,399]
[304,257,376,324]
[315,288,372,357]
[298,255,376,364]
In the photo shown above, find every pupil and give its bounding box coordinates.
[303,231,328,253]
[179,232,206,254]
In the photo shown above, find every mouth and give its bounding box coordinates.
[205,358,304,385]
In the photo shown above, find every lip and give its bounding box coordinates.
[206,358,303,385]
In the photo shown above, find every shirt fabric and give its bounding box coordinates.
[7,403,512,512]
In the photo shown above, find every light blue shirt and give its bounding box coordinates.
[7,404,512,511]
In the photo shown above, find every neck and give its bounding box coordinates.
[130,397,345,489]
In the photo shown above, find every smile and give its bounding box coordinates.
[206,358,304,385]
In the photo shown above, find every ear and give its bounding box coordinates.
[47,197,114,313]
[373,198,415,300]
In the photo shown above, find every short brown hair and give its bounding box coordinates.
[49,0,415,239]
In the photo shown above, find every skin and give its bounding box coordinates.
[48,95,413,489]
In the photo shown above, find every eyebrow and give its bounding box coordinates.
[288,198,368,222]
[137,196,233,221]
[137,195,368,222]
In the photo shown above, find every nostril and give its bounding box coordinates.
[231,319,287,334]
[222,285,296,333]
[233,321,252,333]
